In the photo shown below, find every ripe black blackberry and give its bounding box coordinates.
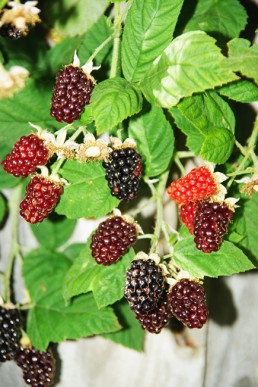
[0,306,22,362]
[50,65,94,123]
[90,216,137,265]
[169,278,208,329]
[16,346,56,387]
[103,147,142,200]
[1,134,49,178]
[193,200,234,253]
[134,293,172,333]
[124,258,165,314]
[0,24,23,39]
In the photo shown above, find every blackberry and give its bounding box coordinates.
[0,24,23,39]
[170,279,208,329]
[103,147,142,200]
[50,65,94,123]
[16,347,56,387]
[90,216,137,265]
[1,134,49,178]
[20,175,63,224]
[193,200,234,253]
[124,259,165,314]
[0,306,22,362]
[135,293,172,334]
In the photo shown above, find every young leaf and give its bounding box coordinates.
[23,248,120,350]
[121,0,184,83]
[173,237,255,278]
[128,104,174,177]
[218,80,258,103]
[64,236,135,308]
[170,91,235,164]
[141,31,238,107]
[226,38,258,84]
[102,300,145,352]
[91,77,143,134]
[183,0,247,40]
[30,215,77,249]
[55,160,119,219]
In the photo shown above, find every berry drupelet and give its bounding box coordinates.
[50,65,94,123]
[0,306,22,362]
[169,278,208,329]
[103,147,142,200]
[1,134,49,178]
[124,258,165,314]
[180,202,197,234]
[90,216,137,265]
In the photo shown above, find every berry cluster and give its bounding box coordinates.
[103,147,142,200]
[50,65,94,123]
[90,216,137,265]
[168,166,234,253]
[0,307,22,363]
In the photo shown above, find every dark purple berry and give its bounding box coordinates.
[103,147,142,200]
[0,306,22,362]
[193,200,234,253]
[124,259,165,314]
[90,216,137,265]
[50,65,94,123]
[0,24,23,39]
[169,279,208,329]
[16,346,56,387]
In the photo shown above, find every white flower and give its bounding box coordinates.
[0,65,29,99]
[77,133,111,162]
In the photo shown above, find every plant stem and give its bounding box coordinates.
[174,154,186,175]
[88,34,115,63]
[129,196,156,217]
[176,151,195,159]
[110,3,122,78]
[3,184,22,303]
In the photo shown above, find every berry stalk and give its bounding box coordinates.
[110,3,122,78]
[3,184,22,303]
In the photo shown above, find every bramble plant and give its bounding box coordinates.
[0,0,258,384]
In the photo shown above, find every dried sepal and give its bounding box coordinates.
[77,133,111,162]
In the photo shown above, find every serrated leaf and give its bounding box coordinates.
[128,104,174,177]
[170,91,235,164]
[23,248,120,350]
[173,237,255,278]
[184,0,247,40]
[78,16,113,66]
[226,38,258,84]
[234,195,258,265]
[0,193,6,223]
[30,214,76,249]
[0,79,62,161]
[91,77,143,134]
[64,237,135,308]
[121,0,184,83]
[56,160,119,219]
[141,31,238,107]
[43,0,108,37]
[218,80,258,103]
[103,300,145,352]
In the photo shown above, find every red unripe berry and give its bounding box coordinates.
[167,166,218,204]
[180,202,197,234]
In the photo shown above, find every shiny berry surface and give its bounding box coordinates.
[0,307,22,363]
[180,202,197,234]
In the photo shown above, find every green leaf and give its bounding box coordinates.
[78,16,113,66]
[226,38,258,84]
[234,195,258,266]
[141,31,238,107]
[23,248,120,350]
[128,104,174,177]
[43,0,108,37]
[183,0,247,40]
[173,237,255,278]
[103,300,145,352]
[56,160,119,219]
[0,79,62,161]
[30,215,77,249]
[64,237,135,308]
[121,0,184,83]
[217,80,258,103]
[63,243,85,263]
[91,77,143,134]
[0,193,6,223]
[46,36,82,73]
[170,91,235,164]
[0,169,19,189]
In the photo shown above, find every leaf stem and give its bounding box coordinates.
[174,154,186,176]
[88,34,115,63]
[3,184,22,303]
[110,3,122,78]
[176,151,195,159]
